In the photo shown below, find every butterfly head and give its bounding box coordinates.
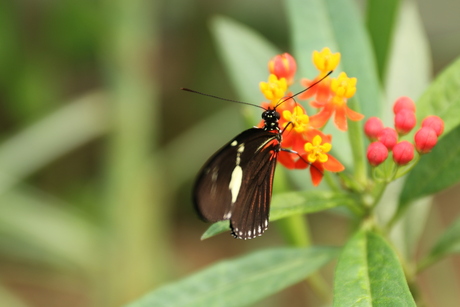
[262,108,280,132]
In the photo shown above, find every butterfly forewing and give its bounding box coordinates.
[193,128,281,239]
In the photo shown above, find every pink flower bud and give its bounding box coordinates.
[364,117,384,140]
[421,115,444,136]
[394,109,416,135]
[268,53,297,85]
[392,141,414,165]
[377,127,398,150]
[414,127,438,154]
[367,141,388,166]
[393,96,416,114]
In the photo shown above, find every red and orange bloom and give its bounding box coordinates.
[268,53,297,85]
[309,72,364,131]
[298,135,344,186]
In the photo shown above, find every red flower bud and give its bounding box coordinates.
[394,109,416,135]
[421,115,444,136]
[392,141,414,165]
[393,96,416,114]
[377,127,398,150]
[367,141,388,166]
[414,127,438,154]
[364,117,384,140]
[268,53,297,85]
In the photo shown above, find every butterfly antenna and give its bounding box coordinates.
[276,70,333,108]
[181,88,265,110]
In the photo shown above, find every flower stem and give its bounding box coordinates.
[347,97,368,186]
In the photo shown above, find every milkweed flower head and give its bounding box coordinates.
[364,96,444,170]
[258,49,350,185]
[257,50,443,187]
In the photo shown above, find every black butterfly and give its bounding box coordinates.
[184,71,331,240]
[193,108,281,239]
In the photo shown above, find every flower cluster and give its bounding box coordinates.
[259,49,364,185]
[365,96,444,167]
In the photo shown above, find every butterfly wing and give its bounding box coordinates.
[193,128,280,239]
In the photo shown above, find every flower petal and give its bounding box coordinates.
[323,154,345,172]
[277,151,297,169]
[334,105,348,131]
[310,162,324,186]
[346,106,365,121]
[309,105,333,128]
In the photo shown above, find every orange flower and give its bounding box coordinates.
[309,72,364,131]
[298,135,344,185]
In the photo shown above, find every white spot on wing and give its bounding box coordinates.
[231,140,237,146]
[228,165,243,204]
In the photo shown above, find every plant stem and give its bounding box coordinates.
[347,97,368,186]
[100,1,166,305]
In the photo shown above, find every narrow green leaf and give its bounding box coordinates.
[366,0,400,81]
[333,231,416,307]
[383,0,432,113]
[210,16,279,103]
[201,191,354,239]
[125,246,339,307]
[416,55,460,137]
[429,217,460,260]
[325,0,383,119]
[0,91,108,193]
[399,124,460,206]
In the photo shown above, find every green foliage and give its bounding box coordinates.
[400,124,460,205]
[333,231,416,307]
[201,191,356,239]
[125,247,338,307]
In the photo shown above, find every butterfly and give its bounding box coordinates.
[184,71,331,240]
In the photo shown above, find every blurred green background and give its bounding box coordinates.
[0,0,459,306]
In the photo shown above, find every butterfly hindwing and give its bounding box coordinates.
[193,128,281,239]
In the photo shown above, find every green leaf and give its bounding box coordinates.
[383,0,432,121]
[428,217,460,261]
[399,124,460,206]
[125,246,339,307]
[210,16,280,103]
[366,0,400,81]
[416,55,460,137]
[201,190,355,239]
[333,231,416,307]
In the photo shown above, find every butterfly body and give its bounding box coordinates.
[193,108,281,240]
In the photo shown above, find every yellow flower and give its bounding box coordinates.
[330,72,357,99]
[282,106,310,133]
[304,135,332,163]
[259,74,288,103]
[312,47,341,72]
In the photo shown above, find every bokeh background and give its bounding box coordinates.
[0,0,460,306]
